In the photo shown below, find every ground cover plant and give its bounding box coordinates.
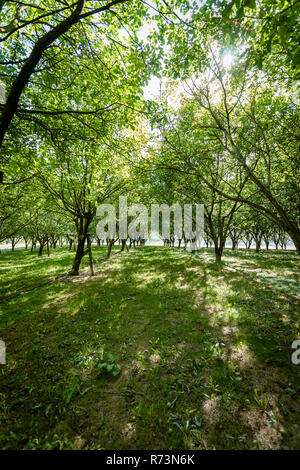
[0,246,299,450]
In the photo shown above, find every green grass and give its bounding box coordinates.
[0,246,299,450]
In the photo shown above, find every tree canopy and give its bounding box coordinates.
[0,0,299,268]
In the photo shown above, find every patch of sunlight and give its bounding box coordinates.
[226,256,257,265]
[244,408,282,450]
[0,263,34,270]
[74,345,105,378]
[122,422,136,439]
[281,313,292,324]
[213,301,241,323]
[178,283,193,291]
[149,353,161,364]
[186,266,201,272]
[134,272,168,286]
[213,280,229,296]
[256,274,299,295]
[223,259,251,271]
[196,252,215,262]
[222,326,238,336]
[222,52,234,68]
[229,342,254,369]
[42,291,74,310]
[174,250,191,259]
[202,397,220,426]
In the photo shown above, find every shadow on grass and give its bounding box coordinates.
[0,246,299,449]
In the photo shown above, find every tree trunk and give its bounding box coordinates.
[255,237,262,253]
[106,240,114,259]
[69,215,93,275]
[69,237,86,275]
[0,0,86,150]
[87,234,94,276]
[121,239,128,252]
[289,231,300,255]
[214,240,224,261]
[215,246,223,261]
[38,244,44,257]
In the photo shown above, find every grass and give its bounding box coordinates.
[0,245,299,450]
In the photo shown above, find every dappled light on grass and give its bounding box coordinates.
[0,246,299,449]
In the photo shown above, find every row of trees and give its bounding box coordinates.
[2,197,292,256]
[150,49,299,260]
[1,0,299,270]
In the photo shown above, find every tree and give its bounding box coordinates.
[178,53,300,253]
[0,0,152,183]
[201,0,300,77]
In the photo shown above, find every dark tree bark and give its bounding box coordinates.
[215,245,224,261]
[38,244,44,257]
[255,237,262,253]
[69,215,92,275]
[121,239,128,252]
[106,239,115,259]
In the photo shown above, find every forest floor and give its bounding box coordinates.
[0,246,299,450]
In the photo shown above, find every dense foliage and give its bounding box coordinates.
[0,0,299,267]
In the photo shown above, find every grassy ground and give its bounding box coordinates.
[0,245,299,450]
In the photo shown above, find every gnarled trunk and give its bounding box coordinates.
[106,239,114,259]
[69,215,93,275]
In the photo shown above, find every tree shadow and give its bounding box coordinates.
[0,246,299,449]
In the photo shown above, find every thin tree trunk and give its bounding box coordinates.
[69,237,86,275]
[106,240,114,259]
[121,239,128,252]
[87,234,94,276]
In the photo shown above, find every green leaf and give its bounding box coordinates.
[244,0,256,9]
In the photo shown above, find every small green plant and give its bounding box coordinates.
[136,350,145,361]
[62,377,79,406]
[184,408,196,431]
[253,388,269,410]
[97,352,121,377]
[149,337,160,353]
